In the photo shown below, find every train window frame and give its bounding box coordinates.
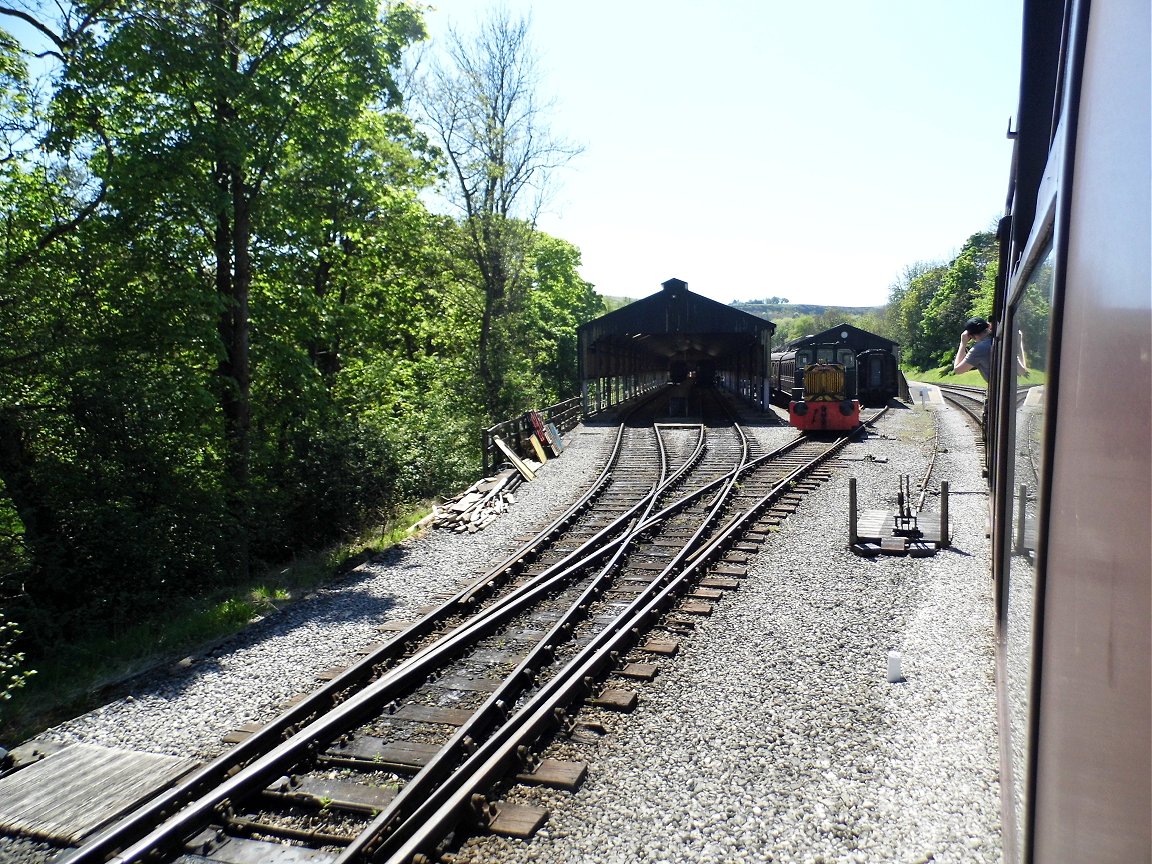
[1009,189,1058,310]
[998,235,1056,864]
[995,55,1079,856]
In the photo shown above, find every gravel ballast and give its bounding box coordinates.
[3,397,1001,864]
[449,399,1001,864]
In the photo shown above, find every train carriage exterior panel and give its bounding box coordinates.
[989,0,1150,861]
[856,348,900,407]
[770,345,861,432]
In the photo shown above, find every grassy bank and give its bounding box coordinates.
[903,366,1047,387]
[0,504,432,746]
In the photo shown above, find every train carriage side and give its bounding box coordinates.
[988,0,1150,861]
[776,325,901,407]
[856,348,900,406]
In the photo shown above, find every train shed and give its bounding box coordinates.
[577,278,775,415]
[781,323,899,358]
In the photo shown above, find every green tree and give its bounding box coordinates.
[774,314,817,345]
[417,7,580,419]
[886,260,941,352]
[896,265,949,369]
[0,20,126,635]
[0,1,442,642]
[920,231,997,366]
[517,231,603,404]
[0,612,33,701]
[51,0,425,574]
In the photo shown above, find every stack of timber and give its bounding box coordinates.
[432,469,522,533]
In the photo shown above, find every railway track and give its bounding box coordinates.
[937,382,1040,485]
[31,393,884,864]
[937,383,985,426]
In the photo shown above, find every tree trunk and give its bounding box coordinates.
[0,409,73,611]
[212,3,252,577]
[478,293,497,419]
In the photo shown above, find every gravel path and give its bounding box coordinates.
[1,397,1001,864]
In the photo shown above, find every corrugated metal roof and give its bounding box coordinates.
[578,279,775,377]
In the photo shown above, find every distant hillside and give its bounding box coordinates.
[729,301,884,320]
[598,295,635,313]
[596,296,883,319]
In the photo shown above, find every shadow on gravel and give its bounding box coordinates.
[134,583,405,700]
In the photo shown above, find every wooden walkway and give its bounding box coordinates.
[0,743,197,844]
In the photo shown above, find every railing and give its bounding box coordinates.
[481,397,583,476]
[581,372,666,416]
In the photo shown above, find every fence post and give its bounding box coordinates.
[1015,484,1026,554]
[849,477,858,547]
[940,480,950,548]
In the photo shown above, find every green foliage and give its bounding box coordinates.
[0,0,600,726]
[728,301,897,348]
[600,295,635,312]
[767,308,895,346]
[0,613,33,702]
[919,232,997,365]
[888,231,998,371]
[0,504,432,740]
[416,8,581,420]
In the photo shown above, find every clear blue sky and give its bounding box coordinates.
[420,2,1023,307]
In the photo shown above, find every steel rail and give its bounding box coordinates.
[335,421,748,859]
[68,409,791,864]
[371,427,863,864]
[337,425,697,854]
[64,424,719,864]
[59,425,639,864]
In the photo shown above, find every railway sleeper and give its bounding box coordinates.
[481,800,550,839]
[514,758,588,791]
[321,736,441,773]
[678,601,714,616]
[588,687,639,712]
[698,577,740,590]
[222,722,264,745]
[179,829,339,864]
[565,716,610,745]
[226,811,363,846]
[641,637,680,655]
[710,564,747,577]
[262,774,398,814]
[689,588,725,601]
